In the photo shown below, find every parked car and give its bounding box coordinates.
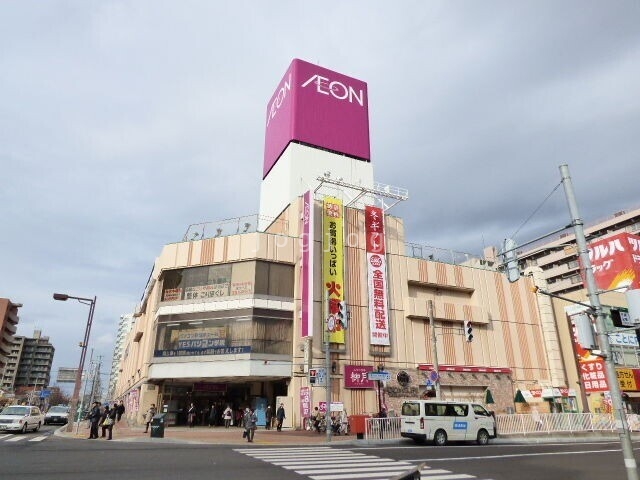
[0,405,44,433]
[44,405,70,425]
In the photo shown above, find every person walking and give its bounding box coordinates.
[100,404,117,440]
[243,407,257,442]
[276,402,285,431]
[187,402,196,427]
[87,401,102,439]
[115,401,125,422]
[312,406,322,433]
[223,405,233,428]
[265,405,273,430]
[143,403,157,433]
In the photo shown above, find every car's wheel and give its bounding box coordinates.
[21,423,28,434]
[34,422,41,432]
[433,429,447,446]
[476,429,489,445]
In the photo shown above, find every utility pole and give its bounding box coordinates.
[428,300,440,398]
[325,293,332,442]
[560,164,638,480]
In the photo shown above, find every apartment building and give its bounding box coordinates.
[1,330,54,394]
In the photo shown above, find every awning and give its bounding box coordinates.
[514,389,527,403]
[485,389,495,404]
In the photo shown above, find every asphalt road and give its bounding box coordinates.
[1,426,639,480]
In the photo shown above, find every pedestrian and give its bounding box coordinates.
[236,408,244,428]
[208,404,217,427]
[312,406,322,433]
[87,401,102,439]
[143,403,157,433]
[116,401,125,422]
[100,404,117,440]
[187,402,196,427]
[223,405,233,428]
[265,405,272,430]
[243,407,257,442]
[276,402,285,431]
[378,407,388,439]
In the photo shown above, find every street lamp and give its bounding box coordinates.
[53,293,96,433]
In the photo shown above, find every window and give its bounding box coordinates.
[160,261,293,302]
[401,402,421,416]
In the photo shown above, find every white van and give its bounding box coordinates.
[400,399,496,446]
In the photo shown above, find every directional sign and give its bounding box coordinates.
[367,371,391,381]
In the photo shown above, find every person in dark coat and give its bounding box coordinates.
[276,403,286,432]
[87,401,102,439]
[265,405,273,430]
[115,401,125,422]
[100,404,117,440]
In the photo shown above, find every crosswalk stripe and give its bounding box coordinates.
[280,459,407,469]
[29,435,48,442]
[418,474,475,480]
[7,436,25,442]
[0,434,12,440]
[309,472,412,480]
[300,465,416,475]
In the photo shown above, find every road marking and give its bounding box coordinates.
[30,435,48,442]
[7,436,25,442]
[235,446,487,480]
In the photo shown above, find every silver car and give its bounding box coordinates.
[0,405,44,433]
[44,405,70,425]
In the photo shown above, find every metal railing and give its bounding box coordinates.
[362,413,640,442]
[364,417,402,440]
[496,412,640,435]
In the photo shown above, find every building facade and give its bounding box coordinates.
[114,59,574,427]
[0,330,54,399]
[0,298,21,377]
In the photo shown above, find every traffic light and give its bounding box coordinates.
[464,320,473,342]
[610,307,631,328]
[503,238,520,283]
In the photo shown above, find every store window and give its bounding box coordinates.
[160,261,293,302]
[154,308,293,358]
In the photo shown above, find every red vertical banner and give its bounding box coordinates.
[365,206,390,346]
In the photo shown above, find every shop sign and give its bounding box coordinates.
[580,358,609,392]
[344,365,374,389]
[617,368,639,391]
[300,386,311,418]
[365,205,390,346]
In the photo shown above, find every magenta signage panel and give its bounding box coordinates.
[263,58,370,178]
[344,365,375,389]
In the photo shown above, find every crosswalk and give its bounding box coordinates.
[234,446,489,480]
[0,433,49,443]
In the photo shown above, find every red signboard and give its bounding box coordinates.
[586,232,640,291]
[344,365,375,389]
[580,358,609,393]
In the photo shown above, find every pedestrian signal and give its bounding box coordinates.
[464,320,473,342]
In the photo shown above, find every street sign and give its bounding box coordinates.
[310,367,327,386]
[40,389,51,398]
[367,371,391,381]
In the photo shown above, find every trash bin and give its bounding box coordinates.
[150,413,166,438]
[348,414,371,440]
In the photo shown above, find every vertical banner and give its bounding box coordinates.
[323,196,346,344]
[365,206,390,345]
[566,304,610,393]
[301,191,315,337]
[300,386,311,424]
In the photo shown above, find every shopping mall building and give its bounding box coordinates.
[114,59,574,428]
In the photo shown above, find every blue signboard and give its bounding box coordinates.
[453,421,468,430]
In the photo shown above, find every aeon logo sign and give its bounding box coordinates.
[266,72,291,128]
[301,74,365,107]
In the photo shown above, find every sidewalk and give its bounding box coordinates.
[55,421,638,446]
[55,421,358,446]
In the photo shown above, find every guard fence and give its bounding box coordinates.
[363,413,640,441]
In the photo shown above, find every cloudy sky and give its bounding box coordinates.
[1,1,639,392]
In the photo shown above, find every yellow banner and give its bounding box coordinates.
[323,196,345,344]
[617,368,637,391]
